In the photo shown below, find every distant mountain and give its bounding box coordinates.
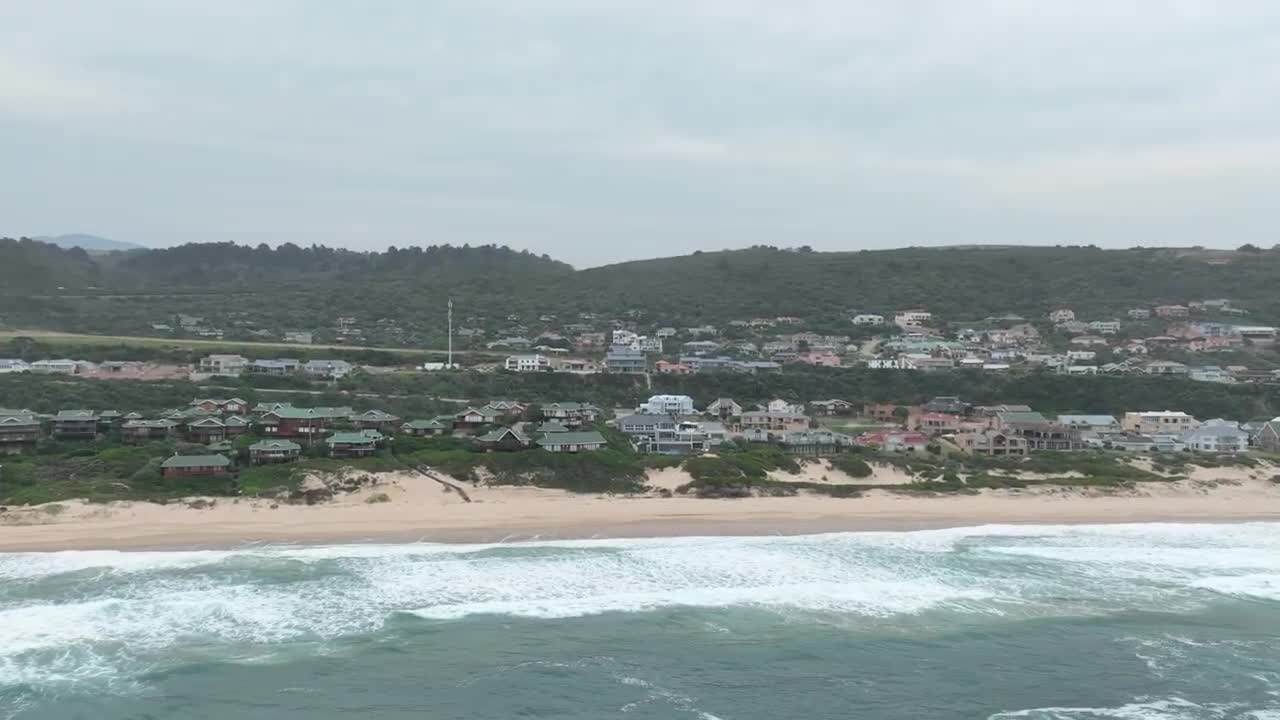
[34,234,145,252]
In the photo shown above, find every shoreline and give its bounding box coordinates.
[3,468,1280,551]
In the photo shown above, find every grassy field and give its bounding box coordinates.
[0,329,504,358]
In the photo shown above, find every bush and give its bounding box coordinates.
[365,492,392,504]
[831,456,873,478]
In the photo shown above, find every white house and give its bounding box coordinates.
[504,354,551,372]
[1180,420,1249,453]
[893,310,932,329]
[0,359,31,374]
[611,329,639,346]
[198,354,248,376]
[851,314,885,326]
[1049,308,1076,324]
[638,394,696,416]
[1089,320,1122,334]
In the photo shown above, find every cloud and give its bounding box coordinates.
[2,0,1279,264]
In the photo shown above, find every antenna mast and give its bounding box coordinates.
[447,298,454,369]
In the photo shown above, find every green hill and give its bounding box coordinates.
[1,238,1276,345]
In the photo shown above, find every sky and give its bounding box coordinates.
[2,1,1278,267]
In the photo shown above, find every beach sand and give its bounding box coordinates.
[2,465,1279,552]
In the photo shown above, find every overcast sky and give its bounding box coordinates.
[2,1,1278,266]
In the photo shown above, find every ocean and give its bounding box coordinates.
[2,523,1279,719]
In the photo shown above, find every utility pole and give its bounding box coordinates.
[447,298,454,369]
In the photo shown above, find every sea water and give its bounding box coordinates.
[2,523,1279,719]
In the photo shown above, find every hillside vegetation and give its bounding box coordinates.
[2,238,1278,340]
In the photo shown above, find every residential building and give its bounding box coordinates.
[249,439,303,464]
[1056,415,1119,432]
[189,398,249,415]
[682,340,722,355]
[740,410,810,433]
[616,415,726,455]
[1048,308,1076,324]
[160,454,232,478]
[798,351,842,367]
[909,412,960,435]
[779,430,857,457]
[474,426,531,452]
[1155,305,1190,319]
[326,430,385,458]
[1180,420,1249,453]
[707,398,744,420]
[954,430,1029,456]
[540,402,601,427]
[855,430,929,452]
[1089,320,1122,334]
[351,409,401,432]
[30,359,79,374]
[401,418,451,437]
[924,396,968,415]
[893,309,932,328]
[1188,366,1236,384]
[249,358,301,376]
[604,346,648,374]
[537,430,607,453]
[504,354,551,372]
[0,359,31,374]
[302,359,353,379]
[655,360,694,375]
[1128,308,1152,320]
[52,410,98,440]
[611,329,639,346]
[863,403,904,423]
[186,416,228,444]
[1142,360,1190,376]
[1254,419,1280,453]
[851,314,885,326]
[198,354,248,376]
[638,394,696,416]
[257,406,353,439]
[121,419,178,444]
[283,331,313,344]
[223,416,251,437]
[0,410,40,453]
[1070,335,1109,347]
[808,399,853,416]
[655,327,677,338]
[1122,411,1198,435]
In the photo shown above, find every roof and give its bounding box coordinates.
[998,410,1050,425]
[536,421,570,433]
[476,427,530,444]
[1057,415,1117,426]
[123,419,177,429]
[188,416,226,427]
[403,418,448,430]
[456,406,503,420]
[249,439,302,451]
[264,406,354,420]
[54,409,97,420]
[542,402,599,412]
[161,454,231,469]
[326,430,385,445]
[537,431,606,447]
[0,414,38,425]
[616,414,678,426]
[353,409,400,421]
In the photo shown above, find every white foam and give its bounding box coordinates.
[989,697,1238,719]
[1191,574,1280,602]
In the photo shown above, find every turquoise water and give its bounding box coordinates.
[3,523,1279,719]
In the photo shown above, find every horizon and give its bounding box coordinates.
[4,3,1279,265]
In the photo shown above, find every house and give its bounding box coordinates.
[779,430,857,457]
[855,430,928,452]
[1155,305,1190,319]
[655,360,694,375]
[604,346,648,374]
[1089,320,1122,334]
[707,398,744,421]
[249,358,301,376]
[655,327,677,338]
[0,359,31,374]
[249,439,303,465]
[536,420,570,434]
[682,340,722,355]
[1128,308,1152,320]
[1180,420,1249,453]
[186,416,228,444]
[504,354,551,372]
[536,430,607,453]
[30,358,80,374]
[1048,308,1076,324]
[615,415,726,455]
[223,416,251,437]
[350,409,401,432]
[1056,415,1119,432]
[52,410,98,440]
[1254,419,1280,453]
[638,394,696,416]
[894,310,932,328]
[851,314,885,326]
[954,429,1029,456]
[118,419,176,444]
[1188,366,1236,384]
[1122,411,1198,435]
[908,412,960,434]
[0,410,41,453]
[160,454,232,478]
[401,418,451,437]
[189,398,249,415]
[1086,432,1183,453]
[474,426,531,452]
[326,430,385,458]
[540,402,601,427]
[1070,335,1109,347]
[257,406,353,439]
[283,331,313,344]
[302,359,353,379]
[198,354,248,376]
[1142,360,1189,376]
[453,406,506,433]
[740,410,810,433]
[808,399,853,416]
[924,396,969,415]
[863,403,904,423]
[798,351,842,368]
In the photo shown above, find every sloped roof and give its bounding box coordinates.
[161,454,231,469]
[249,439,302,452]
[536,431,606,447]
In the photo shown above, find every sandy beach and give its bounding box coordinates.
[3,462,1280,552]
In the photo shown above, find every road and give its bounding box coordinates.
[0,329,505,358]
